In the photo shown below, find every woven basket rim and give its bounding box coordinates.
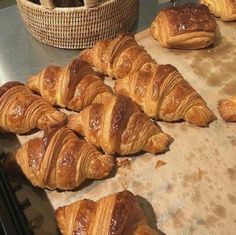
[18,0,119,12]
[17,0,139,48]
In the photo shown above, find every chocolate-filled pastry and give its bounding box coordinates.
[150,3,217,49]
[68,95,173,155]
[27,59,112,111]
[0,82,66,134]
[55,190,160,235]
[218,96,236,122]
[80,34,217,127]
[201,0,236,21]
[15,127,114,190]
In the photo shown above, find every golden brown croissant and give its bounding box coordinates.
[80,34,216,127]
[68,94,172,155]
[15,127,114,190]
[0,82,66,134]
[27,59,112,111]
[55,190,159,235]
[201,0,236,21]
[150,3,217,49]
[218,96,236,122]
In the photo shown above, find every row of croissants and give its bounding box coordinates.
[1,34,236,235]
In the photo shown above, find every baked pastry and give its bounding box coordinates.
[150,3,217,49]
[27,59,112,111]
[15,127,114,190]
[55,190,159,235]
[80,34,216,127]
[68,95,173,155]
[218,96,236,122]
[0,82,66,134]
[201,0,236,21]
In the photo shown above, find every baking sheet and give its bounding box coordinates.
[16,19,236,235]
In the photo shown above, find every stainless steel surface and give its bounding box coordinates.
[0,0,196,85]
[0,0,16,9]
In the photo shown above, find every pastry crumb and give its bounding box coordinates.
[116,159,131,169]
[155,160,167,169]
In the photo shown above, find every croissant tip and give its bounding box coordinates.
[67,114,82,132]
[37,111,67,131]
[143,132,173,155]
[15,149,22,168]
[184,105,217,127]
[218,98,236,122]
[87,154,114,179]
[55,207,66,234]
[55,206,64,217]
[26,75,38,90]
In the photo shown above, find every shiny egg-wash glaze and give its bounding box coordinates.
[15,127,114,190]
[80,35,216,127]
[150,3,217,49]
[68,95,173,155]
[0,81,66,134]
[27,59,112,112]
[55,190,160,235]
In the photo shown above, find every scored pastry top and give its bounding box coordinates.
[162,3,217,36]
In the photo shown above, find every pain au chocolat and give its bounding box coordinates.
[150,3,217,49]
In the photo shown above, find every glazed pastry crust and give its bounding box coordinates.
[80,34,216,127]
[150,3,217,49]
[15,127,114,190]
[218,96,236,122]
[27,59,112,111]
[55,190,159,235]
[0,82,66,134]
[201,0,236,21]
[68,95,173,155]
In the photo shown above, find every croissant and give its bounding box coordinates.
[218,96,236,122]
[150,3,217,49]
[68,95,172,155]
[15,127,114,190]
[55,190,159,235]
[80,34,216,127]
[200,0,236,21]
[0,82,66,134]
[27,59,112,111]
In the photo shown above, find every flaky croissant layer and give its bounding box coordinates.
[80,34,216,127]
[0,82,66,134]
[27,59,112,111]
[201,0,236,21]
[55,190,160,235]
[15,127,114,190]
[68,94,172,155]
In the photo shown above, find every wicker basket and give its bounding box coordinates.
[16,0,139,49]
